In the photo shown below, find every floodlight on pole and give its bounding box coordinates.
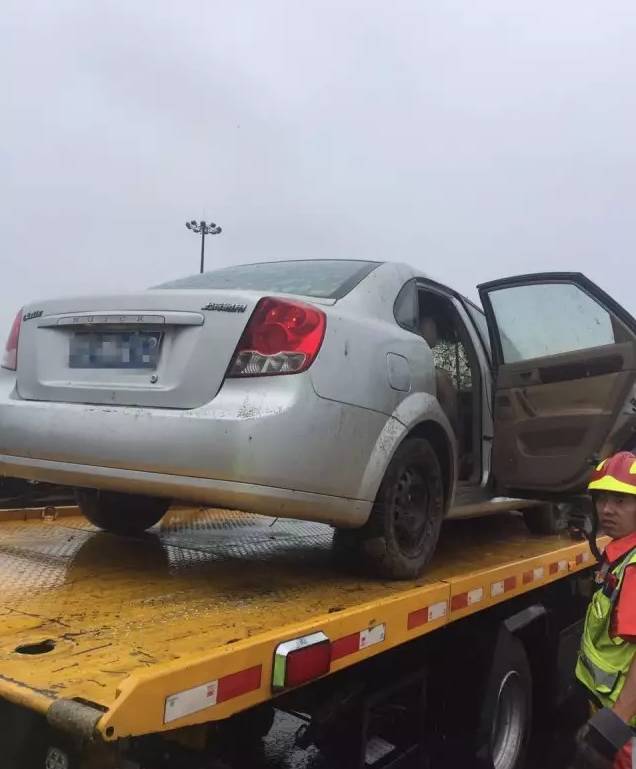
[185,219,222,273]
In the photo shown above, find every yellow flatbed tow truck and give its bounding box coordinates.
[0,504,604,769]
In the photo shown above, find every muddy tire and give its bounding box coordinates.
[334,438,445,579]
[75,489,170,535]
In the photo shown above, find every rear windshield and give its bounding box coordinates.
[155,260,380,299]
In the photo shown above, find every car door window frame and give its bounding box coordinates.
[479,272,636,370]
[460,298,492,362]
[416,279,494,486]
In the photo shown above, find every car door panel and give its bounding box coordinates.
[479,273,636,496]
[494,366,634,491]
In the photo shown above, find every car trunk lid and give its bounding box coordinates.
[16,291,262,408]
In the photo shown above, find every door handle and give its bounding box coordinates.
[517,370,541,385]
[515,390,537,417]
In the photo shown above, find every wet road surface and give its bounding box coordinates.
[209,699,587,769]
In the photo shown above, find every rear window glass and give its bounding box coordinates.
[155,260,380,299]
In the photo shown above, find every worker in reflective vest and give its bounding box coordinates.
[573,452,636,769]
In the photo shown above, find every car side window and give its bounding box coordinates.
[487,282,617,363]
[393,279,419,332]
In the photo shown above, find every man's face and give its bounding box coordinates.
[595,492,636,539]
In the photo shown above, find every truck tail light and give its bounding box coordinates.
[228,297,326,377]
[272,632,331,691]
[1,309,22,371]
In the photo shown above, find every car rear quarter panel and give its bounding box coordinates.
[311,264,435,415]
[356,392,458,507]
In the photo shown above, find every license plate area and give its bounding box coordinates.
[69,330,163,369]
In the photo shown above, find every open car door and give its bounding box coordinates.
[478,272,636,497]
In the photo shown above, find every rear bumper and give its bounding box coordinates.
[0,453,372,526]
[0,371,382,526]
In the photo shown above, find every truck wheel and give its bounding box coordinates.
[480,636,532,769]
[523,503,568,535]
[334,438,444,579]
[75,489,170,535]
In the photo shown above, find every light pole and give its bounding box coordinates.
[185,219,222,274]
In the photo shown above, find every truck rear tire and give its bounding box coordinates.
[76,489,170,535]
[333,438,444,579]
[479,635,532,769]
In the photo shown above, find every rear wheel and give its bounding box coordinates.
[333,438,445,579]
[75,489,170,535]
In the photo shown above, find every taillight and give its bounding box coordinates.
[272,632,331,691]
[1,309,22,371]
[228,297,326,377]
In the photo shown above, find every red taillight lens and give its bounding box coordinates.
[1,309,22,371]
[228,297,326,377]
[285,640,332,688]
[272,632,332,691]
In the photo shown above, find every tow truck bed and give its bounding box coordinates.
[0,505,599,745]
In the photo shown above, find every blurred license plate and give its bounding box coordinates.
[69,331,162,369]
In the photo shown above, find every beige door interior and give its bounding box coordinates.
[478,273,636,495]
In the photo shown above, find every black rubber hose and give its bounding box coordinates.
[586,505,603,564]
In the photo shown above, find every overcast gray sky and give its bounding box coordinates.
[2,1,635,335]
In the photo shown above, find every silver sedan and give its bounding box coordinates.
[2,260,634,577]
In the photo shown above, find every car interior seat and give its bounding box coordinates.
[419,316,461,439]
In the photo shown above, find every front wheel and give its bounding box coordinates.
[75,489,170,535]
[523,503,568,535]
[333,438,445,579]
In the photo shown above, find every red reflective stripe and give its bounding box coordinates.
[504,576,517,592]
[216,665,262,704]
[549,562,558,575]
[331,632,360,660]
[576,553,584,565]
[451,593,468,611]
[523,570,533,585]
[408,608,429,629]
